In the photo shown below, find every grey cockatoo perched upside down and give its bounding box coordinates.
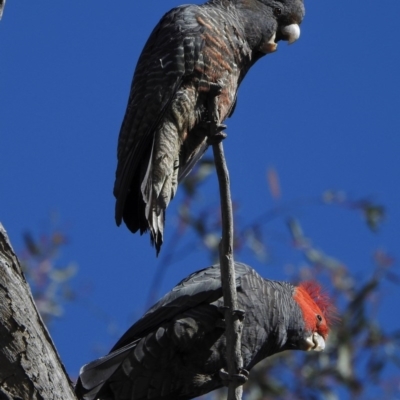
[75,263,336,400]
[113,0,305,253]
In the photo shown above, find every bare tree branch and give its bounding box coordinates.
[0,223,76,400]
[207,82,244,400]
[212,141,245,400]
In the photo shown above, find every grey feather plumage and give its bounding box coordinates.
[114,0,305,253]
[75,263,313,400]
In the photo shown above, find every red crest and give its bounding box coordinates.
[294,282,338,338]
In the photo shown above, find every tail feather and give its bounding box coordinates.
[139,119,180,254]
[117,88,202,254]
[121,172,148,235]
[121,155,166,255]
[148,207,165,255]
[75,342,138,400]
[141,145,166,254]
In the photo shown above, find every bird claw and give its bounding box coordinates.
[208,82,223,96]
[216,123,227,133]
[219,368,249,386]
[232,308,245,321]
[218,306,245,321]
[239,368,249,380]
[206,130,227,145]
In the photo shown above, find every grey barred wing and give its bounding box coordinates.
[114,5,206,223]
[110,263,251,351]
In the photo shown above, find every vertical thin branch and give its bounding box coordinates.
[212,141,244,400]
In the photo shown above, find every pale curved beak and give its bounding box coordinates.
[280,24,301,44]
[304,332,326,352]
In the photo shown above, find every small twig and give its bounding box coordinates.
[208,84,244,400]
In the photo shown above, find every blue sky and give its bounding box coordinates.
[1,0,399,387]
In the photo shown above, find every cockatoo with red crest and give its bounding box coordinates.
[76,263,336,400]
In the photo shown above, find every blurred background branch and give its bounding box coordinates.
[19,224,77,325]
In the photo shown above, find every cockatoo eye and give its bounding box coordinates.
[274,7,282,16]
[316,314,323,323]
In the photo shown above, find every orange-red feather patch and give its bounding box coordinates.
[294,282,338,338]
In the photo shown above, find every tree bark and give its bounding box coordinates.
[0,223,76,400]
